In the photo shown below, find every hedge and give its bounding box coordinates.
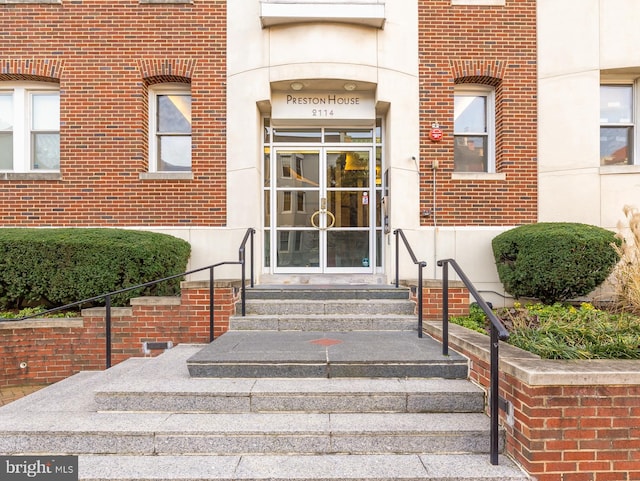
[0,228,191,309]
[492,223,620,304]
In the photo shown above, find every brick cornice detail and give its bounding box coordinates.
[137,59,197,84]
[450,59,505,85]
[0,58,63,82]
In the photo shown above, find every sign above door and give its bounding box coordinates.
[271,91,375,124]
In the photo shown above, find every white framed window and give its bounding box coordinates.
[453,85,496,173]
[0,83,60,172]
[148,84,192,172]
[600,84,635,166]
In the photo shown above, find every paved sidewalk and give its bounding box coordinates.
[0,384,47,406]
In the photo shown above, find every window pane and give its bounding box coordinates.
[600,85,633,124]
[454,95,486,133]
[0,94,13,130]
[324,128,373,143]
[0,133,13,169]
[32,93,60,131]
[32,133,60,170]
[158,95,191,133]
[454,135,488,172]
[273,128,321,143]
[158,136,192,170]
[600,127,632,165]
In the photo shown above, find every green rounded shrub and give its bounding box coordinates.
[492,223,620,304]
[0,228,191,309]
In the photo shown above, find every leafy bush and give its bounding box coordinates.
[0,229,191,309]
[450,302,640,360]
[492,223,620,304]
[611,206,640,314]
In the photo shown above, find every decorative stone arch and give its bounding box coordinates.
[0,58,63,82]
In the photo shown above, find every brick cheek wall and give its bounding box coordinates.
[445,336,640,481]
[418,0,537,227]
[0,283,238,388]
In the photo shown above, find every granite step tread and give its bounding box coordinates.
[78,453,530,481]
[0,412,500,455]
[95,377,485,413]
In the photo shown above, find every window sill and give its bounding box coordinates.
[599,164,640,175]
[451,172,506,181]
[0,172,61,181]
[260,2,385,29]
[139,172,193,180]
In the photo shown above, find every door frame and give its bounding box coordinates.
[269,146,376,274]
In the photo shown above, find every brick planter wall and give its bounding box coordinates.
[425,321,640,481]
[0,281,239,389]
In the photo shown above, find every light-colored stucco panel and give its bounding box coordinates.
[538,72,600,174]
[599,0,640,70]
[537,0,599,79]
[268,23,378,68]
[227,1,268,77]
[539,171,601,224]
[377,0,418,77]
[600,172,640,229]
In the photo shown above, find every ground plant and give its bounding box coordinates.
[450,302,640,360]
[611,205,640,314]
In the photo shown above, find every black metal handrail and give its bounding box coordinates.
[3,228,256,369]
[393,229,427,338]
[436,258,509,466]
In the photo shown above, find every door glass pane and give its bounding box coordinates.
[600,126,632,165]
[277,230,319,267]
[273,128,321,143]
[324,128,373,143]
[277,190,319,227]
[327,231,369,268]
[327,150,369,188]
[328,191,370,228]
[276,151,319,188]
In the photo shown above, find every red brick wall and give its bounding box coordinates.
[0,1,226,226]
[427,322,640,481]
[418,0,537,226]
[0,283,237,388]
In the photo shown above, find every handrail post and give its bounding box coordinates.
[105,294,112,369]
[250,228,255,288]
[417,261,424,338]
[394,230,400,288]
[441,260,449,356]
[241,250,246,317]
[490,324,500,465]
[209,266,215,342]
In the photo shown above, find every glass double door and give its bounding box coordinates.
[272,147,374,273]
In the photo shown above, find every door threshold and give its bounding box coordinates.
[259,274,388,286]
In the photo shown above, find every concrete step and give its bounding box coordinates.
[240,299,416,316]
[186,331,468,379]
[77,453,529,481]
[0,411,502,455]
[230,313,418,331]
[95,378,485,413]
[245,285,411,300]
